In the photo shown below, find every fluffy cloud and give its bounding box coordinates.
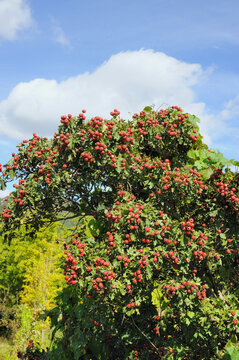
[0,0,33,40]
[0,49,237,146]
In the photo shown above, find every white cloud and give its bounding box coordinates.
[220,94,239,121]
[0,189,10,198]
[51,17,71,47]
[0,0,33,40]
[0,49,237,147]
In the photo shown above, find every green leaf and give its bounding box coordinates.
[88,218,99,236]
[144,106,152,112]
[187,311,194,319]
[187,149,198,160]
[68,137,74,149]
[151,287,162,311]
[102,123,107,132]
[9,169,15,179]
[0,178,6,191]
[96,203,106,212]
[184,298,190,306]
[200,168,214,179]
[146,265,152,279]
[118,283,126,296]
[194,160,204,170]
[112,127,120,140]
[116,155,123,174]
[223,347,239,360]
[188,114,200,125]
[210,210,218,217]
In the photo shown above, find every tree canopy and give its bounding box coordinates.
[0,105,238,359]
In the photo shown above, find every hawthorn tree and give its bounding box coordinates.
[0,106,239,359]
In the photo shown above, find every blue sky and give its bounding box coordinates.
[0,0,239,196]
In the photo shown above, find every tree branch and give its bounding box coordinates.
[131,317,160,356]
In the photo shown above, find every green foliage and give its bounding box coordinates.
[0,106,238,359]
[223,346,239,360]
[0,223,64,303]
[0,223,66,358]
[13,305,33,351]
[20,225,64,312]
